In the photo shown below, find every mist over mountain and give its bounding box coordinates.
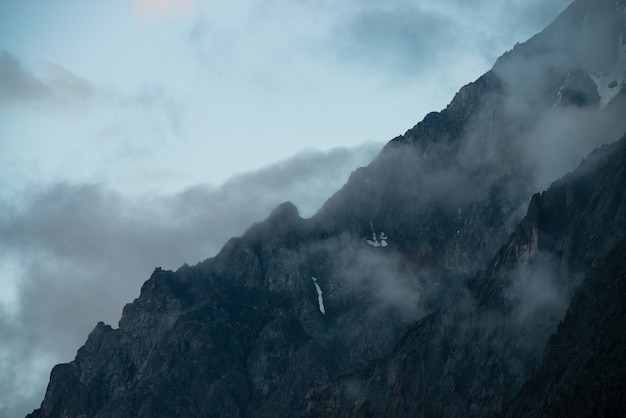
[27,0,626,417]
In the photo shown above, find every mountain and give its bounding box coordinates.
[28,0,626,417]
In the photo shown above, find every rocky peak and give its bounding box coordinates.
[269,201,300,222]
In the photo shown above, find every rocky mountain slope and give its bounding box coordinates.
[306,133,626,417]
[505,239,626,417]
[28,0,626,417]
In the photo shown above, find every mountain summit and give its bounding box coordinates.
[29,0,626,417]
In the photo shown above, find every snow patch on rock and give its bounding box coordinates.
[311,277,325,315]
[365,222,388,248]
[590,35,626,109]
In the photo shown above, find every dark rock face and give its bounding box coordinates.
[28,1,626,417]
[505,240,626,418]
[555,70,601,107]
[306,135,626,418]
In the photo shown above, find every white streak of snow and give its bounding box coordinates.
[311,276,325,315]
[366,222,389,248]
[590,35,626,110]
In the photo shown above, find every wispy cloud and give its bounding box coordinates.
[0,51,93,109]
[135,0,195,21]
[333,0,573,79]
[0,142,380,414]
[0,51,46,104]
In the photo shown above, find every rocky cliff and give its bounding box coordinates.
[28,0,626,417]
[505,239,626,417]
[306,133,626,417]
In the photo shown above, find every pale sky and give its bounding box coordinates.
[0,0,572,415]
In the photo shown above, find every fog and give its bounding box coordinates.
[0,143,379,415]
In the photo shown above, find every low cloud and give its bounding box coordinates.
[0,142,380,414]
[315,235,424,320]
[0,51,182,141]
[521,104,626,190]
[507,253,569,324]
[0,51,93,109]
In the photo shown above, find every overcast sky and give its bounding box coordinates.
[0,0,572,415]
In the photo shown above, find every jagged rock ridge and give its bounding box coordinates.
[29,0,626,417]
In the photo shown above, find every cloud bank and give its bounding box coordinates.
[0,143,380,415]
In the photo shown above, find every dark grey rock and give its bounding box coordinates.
[306,134,626,418]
